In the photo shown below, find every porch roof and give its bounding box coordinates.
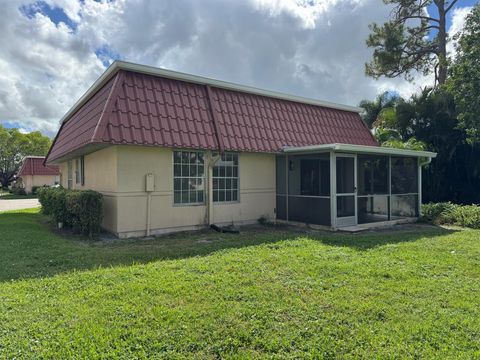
[282,143,437,158]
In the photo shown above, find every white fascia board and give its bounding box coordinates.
[283,143,437,158]
[58,60,362,125]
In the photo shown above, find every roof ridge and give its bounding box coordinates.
[205,85,224,152]
[92,71,125,142]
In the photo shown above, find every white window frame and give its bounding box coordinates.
[212,152,240,203]
[173,150,205,206]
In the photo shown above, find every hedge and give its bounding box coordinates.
[38,187,103,237]
[421,202,480,229]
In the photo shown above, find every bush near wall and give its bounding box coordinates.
[38,187,103,237]
[421,202,480,229]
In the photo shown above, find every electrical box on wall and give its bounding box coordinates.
[145,173,155,192]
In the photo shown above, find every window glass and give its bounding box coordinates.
[173,150,205,205]
[80,156,85,185]
[391,157,418,194]
[75,158,80,184]
[299,159,330,196]
[213,152,239,203]
[67,160,73,189]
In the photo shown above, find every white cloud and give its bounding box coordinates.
[0,0,469,137]
[447,6,473,56]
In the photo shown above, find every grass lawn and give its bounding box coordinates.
[1,209,479,358]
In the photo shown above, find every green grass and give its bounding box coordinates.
[1,209,480,359]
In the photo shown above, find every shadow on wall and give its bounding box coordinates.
[0,210,456,282]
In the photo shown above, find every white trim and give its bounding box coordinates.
[283,143,437,158]
[329,150,336,228]
[58,61,362,125]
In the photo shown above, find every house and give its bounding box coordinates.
[17,156,60,194]
[45,61,436,238]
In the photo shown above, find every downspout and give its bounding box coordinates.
[146,192,152,236]
[207,152,221,226]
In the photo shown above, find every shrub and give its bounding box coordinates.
[11,187,26,196]
[38,187,103,237]
[421,202,480,229]
[421,202,458,224]
[66,190,103,237]
[50,188,70,225]
[454,205,480,229]
[31,186,40,195]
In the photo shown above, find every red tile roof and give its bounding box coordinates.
[46,63,377,163]
[18,157,59,177]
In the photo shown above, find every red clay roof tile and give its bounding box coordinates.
[46,67,377,163]
[18,157,59,177]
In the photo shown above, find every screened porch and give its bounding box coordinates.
[275,144,436,229]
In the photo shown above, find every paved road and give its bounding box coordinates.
[0,199,40,212]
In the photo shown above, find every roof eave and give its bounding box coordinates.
[283,143,437,158]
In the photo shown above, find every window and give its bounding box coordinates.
[80,156,85,185]
[67,160,73,189]
[75,156,85,185]
[213,152,239,202]
[75,158,81,184]
[173,151,205,205]
[300,159,330,196]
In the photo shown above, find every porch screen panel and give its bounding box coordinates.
[391,156,419,218]
[391,195,418,218]
[287,154,331,226]
[391,157,418,194]
[357,155,390,224]
[275,155,287,220]
[288,197,330,226]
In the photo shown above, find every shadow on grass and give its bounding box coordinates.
[0,211,458,282]
[307,224,458,250]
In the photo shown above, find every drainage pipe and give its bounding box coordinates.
[207,152,221,226]
[146,192,152,237]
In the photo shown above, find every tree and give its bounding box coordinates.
[358,91,400,128]
[448,4,480,143]
[0,125,52,188]
[366,0,458,85]
[361,87,480,203]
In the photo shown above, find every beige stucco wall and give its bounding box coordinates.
[115,146,276,236]
[57,145,276,237]
[57,146,118,232]
[21,175,59,194]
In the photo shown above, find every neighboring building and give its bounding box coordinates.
[17,156,60,194]
[46,61,436,238]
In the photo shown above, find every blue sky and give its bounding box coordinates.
[0,0,475,136]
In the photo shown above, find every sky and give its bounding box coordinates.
[0,0,475,137]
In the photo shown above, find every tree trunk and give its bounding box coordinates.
[436,0,448,85]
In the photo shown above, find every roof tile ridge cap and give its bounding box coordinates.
[205,85,225,152]
[92,70,125,143]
